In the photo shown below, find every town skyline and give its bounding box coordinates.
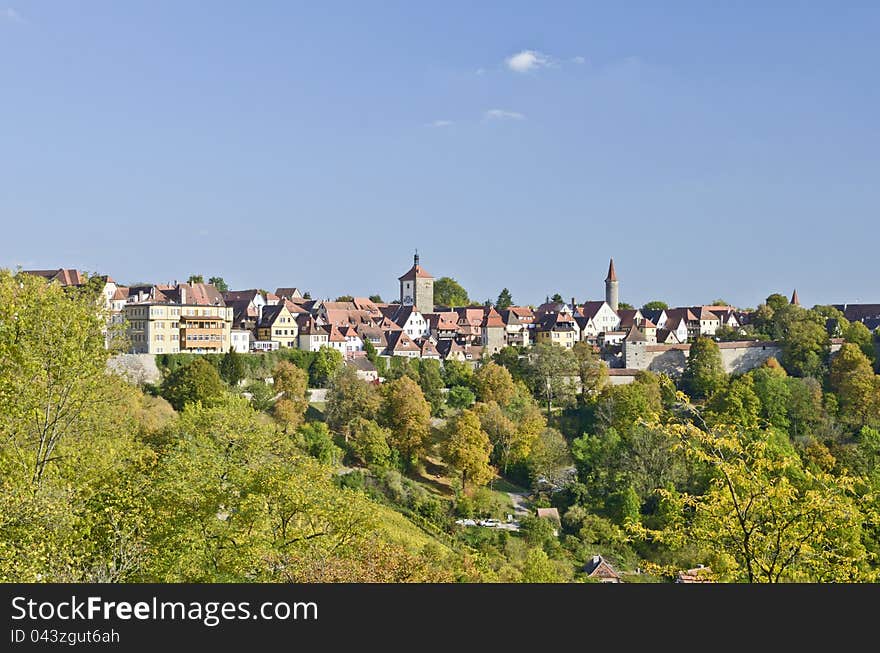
[2,3,879,308]
[1,254,861,311]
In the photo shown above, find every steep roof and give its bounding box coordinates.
[223,289,261,303]
[605,258,617,282]
[482,307,504,328]
[791,289,800,306]
[385,330,420,353]
[580,301,609,320]
[398,254,433,281]
[275,287,303,299]
[584,555,620,580]
[257,303,287,328]
[625,325,647,342]
[22,268,86,286]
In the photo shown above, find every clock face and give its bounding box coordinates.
[402,295,414,305]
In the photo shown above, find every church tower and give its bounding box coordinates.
[790,288,800,306]
[399,251,434,315]
[605,258,619,311]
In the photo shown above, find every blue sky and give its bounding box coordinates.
[2,2,878,308]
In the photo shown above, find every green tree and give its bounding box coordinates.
[572,341,608,402]
[528,427,573,489]
[443,410,494,492]
[617,302,635,311]
[595,374,662,434]
[442,358,473,388]
[786,377,824,437]
[639,418,873,582]
[642,300,669,311]
[0,270,125,486]
[776,306,830,378]
[829,343,879,429]
[208,276,228,292]
[473,362,516,405]
[549,293,564,304]
[491,346,527,383]
[335,295,354,302]
[187,274,204,285]
[379,376,432,464]
[311,346,343,387]
[845,321,876,364]
[296,422,342,465]
[219,347,245,386]
[347,417,392,467]
[271,361,310,433]
[523,343,578,416]
[363,339,379,364]
[433,277,470,308]
[446,385,476,410]
[681,337,726,400]
[368,294,383,303]
[708,375,761,429]
[325,365,381,440]
[417,359,445,416]
[606,485,641,526]
[751,361,791,431]
[161,358,226,411]
[496,288,514,310]
[520,547,562,583]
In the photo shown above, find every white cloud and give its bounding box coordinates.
[2,8,24,23]
[506,50,551,73]
[428,120,453,128]
[571,56,586,65]
[485,109,525,121]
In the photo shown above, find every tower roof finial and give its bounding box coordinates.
[605,257,617,282]
[414,248,419,266]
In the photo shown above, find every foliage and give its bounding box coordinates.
[379,376,432,465]
[523,343,578,414]
[642,301,669,311]
[160,358,226,411]
[433,277,470,308]
[219,347,245,386]
[207,276,228,293]
[474,362,516,405]
[681,337,726,400]
[443,410,495,492]
[271,361,310,432]
[496,288,514,310]
[636,412,874,582]
[347,418,392,467]
[325,365,381,439]
[311,346,343,387]
[446,385,476,410]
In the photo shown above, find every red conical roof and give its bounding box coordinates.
[605,258,617,282]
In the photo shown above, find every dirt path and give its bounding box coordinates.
[507,492,530,517]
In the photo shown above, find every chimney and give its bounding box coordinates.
[180,285,187,305]
[571,297,576,308]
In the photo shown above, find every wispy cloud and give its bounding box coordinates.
[571,56,586,65]
[485,109,525,121]
[475,67,486,76]
[506,50,552,73]
[428,120,453,128]
[2,8,25,23]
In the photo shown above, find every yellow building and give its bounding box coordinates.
[256,303,298,348]
[124,283,233,354]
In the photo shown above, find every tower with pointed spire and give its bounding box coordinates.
[605,258,619,312]
[398,250,434,315]
[790,288,800,306]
